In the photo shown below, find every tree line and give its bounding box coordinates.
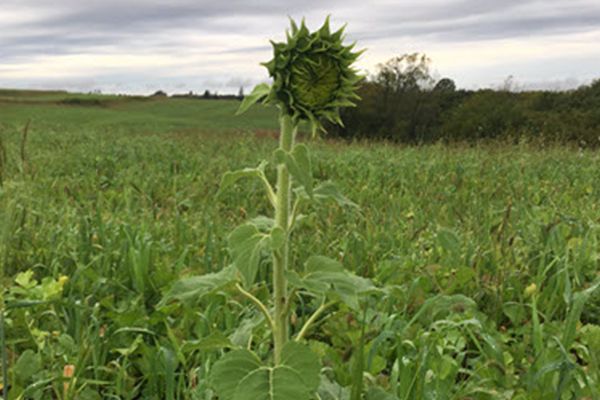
[326,53,600,145]
[151,89,244,101]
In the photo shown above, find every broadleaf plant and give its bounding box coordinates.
[162,17,367,399]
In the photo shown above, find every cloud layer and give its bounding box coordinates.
[1,0,599,93]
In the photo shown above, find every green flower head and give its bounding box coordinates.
[238,17,364,135]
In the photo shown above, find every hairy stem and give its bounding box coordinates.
[273,113,295,364]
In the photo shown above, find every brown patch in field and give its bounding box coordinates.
[254,129,279,140]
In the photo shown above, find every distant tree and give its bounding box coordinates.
[151,90,167,97]
[500,75,517,92]
[332,81,386,139]
[203,90,211,99]
[372,53,436,141]
[433,78,456,93]
[375,53,434,94]
[238,86,244,99]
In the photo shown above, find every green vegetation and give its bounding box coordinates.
[1,86,600,399]
[330,53,600,145]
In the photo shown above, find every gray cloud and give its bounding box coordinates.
[1,0,599,92]
[7,0,599,51]
[357,1,600,41]
[6,1,342,34]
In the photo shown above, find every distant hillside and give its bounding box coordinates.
[0,88,279,134]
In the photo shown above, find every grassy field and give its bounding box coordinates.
[1,90,599,399]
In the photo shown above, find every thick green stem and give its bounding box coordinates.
[273,113,295,364]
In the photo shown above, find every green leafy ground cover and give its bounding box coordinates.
[0,91,599,399]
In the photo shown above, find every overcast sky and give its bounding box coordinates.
[1,0,599,94]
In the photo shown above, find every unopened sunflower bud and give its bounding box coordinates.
[260,17,363,135]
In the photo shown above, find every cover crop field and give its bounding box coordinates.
[1,90,600,399]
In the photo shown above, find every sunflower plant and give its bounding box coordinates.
[162,17,371,399]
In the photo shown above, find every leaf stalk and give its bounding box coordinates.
[236,283,274,332]
[295,301,336,342]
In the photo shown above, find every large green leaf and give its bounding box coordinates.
[291,144,313,196]
[159,265,236,305]
[281,342,321,392]
[13,349,42,386]
[211,345,319,400]
[219,161,269,194]
[318,375,351,400]
[229,314,265,347]
[181,332,233,353]
[232,366,311,400]
[306,255,344,273]
[249,216,275,230]
[307,272,366,310]
[313,181,357,208]
[291,183,357,231]
[274,144,313,196]
[210,350,262,400]
[289,255,375,310]
[365,387,399,400]
[228,224,271,286]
